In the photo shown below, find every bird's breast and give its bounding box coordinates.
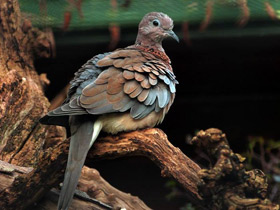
[98,110,165,134]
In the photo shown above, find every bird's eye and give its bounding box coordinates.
[152,19,160,27]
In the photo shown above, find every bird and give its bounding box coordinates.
[40,12,179,210]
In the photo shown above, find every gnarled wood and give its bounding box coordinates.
[88,128,202,203]
[3,164,151,210]
[0,1,66,209]
[191,128,280,210]
[0,0,61,166]
[0,160,33,190]
[0,126,203,209]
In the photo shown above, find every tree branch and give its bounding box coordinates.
[88,128,202,203]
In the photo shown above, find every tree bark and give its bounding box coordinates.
[0,1,66,209]
[88,128,202,203]
[0,161,150,210]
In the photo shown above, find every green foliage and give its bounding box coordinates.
[179,203,196,210]
[244,136,280,203]
[165,180,180,201]
[165,179,197,209]
[18,0,280,30]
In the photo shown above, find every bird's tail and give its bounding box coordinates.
[57,120,102,210]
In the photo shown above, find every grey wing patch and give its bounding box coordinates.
[67,53,111,100]
[127,82,172,119]
[156,84,170,108]
[169,81,176,93]
[87,104,115,115]
[79,68,126,115]
[144,88,157,106]
[74,77,98,96]
[158,72,176,94]
[159,75,170,85]
[113,95,136,111]
[40,100,87,126]
[47,99,87,117]
[130,103,156,119]
[40,53,112,127]
[118,99,136,112]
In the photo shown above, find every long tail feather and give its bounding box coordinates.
[57,120,103,210]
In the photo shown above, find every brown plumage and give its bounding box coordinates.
[40,12,179,210]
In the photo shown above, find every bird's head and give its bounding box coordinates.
[135,12,179,47]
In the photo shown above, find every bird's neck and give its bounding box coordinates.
[135,33,164,51]
[134,35,170,64]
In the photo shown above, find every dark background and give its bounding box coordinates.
[35,25,280,209]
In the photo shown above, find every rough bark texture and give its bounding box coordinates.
[0,0,60,164]
[88,128,202,203]
[0,160,33,190]
[8,165,151,210]
[0,1,66,209]
[191,128,280,210]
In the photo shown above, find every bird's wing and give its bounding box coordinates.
[40,48,178,125]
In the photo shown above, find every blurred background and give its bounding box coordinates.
[19,0,280,209]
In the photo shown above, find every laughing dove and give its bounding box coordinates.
[40,12,179,210]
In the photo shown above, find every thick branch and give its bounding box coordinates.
[77,166,151,210]
[88,128,202,203]
[0,126,202,209]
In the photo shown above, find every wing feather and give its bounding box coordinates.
[40,48,177,126]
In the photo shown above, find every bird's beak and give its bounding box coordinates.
[166,30,179,43]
